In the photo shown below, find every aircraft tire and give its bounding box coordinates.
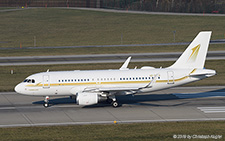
[43,103,49,108]
[112,101,119,108]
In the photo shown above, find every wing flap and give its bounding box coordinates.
[98,87,140,92]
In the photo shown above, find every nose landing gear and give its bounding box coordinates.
[43,96,49,108]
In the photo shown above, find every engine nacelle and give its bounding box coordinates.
[76,92,106,106]
[141,66,155,69]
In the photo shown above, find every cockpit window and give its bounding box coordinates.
[23,79,35,83]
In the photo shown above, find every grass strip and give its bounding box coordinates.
[0,121,224,140]
[1,8,225,48]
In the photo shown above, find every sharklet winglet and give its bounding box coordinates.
[120,56,131,70]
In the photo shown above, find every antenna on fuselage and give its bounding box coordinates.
[46,69,49,72]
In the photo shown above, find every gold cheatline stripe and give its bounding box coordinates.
[189,68,197,75]
[26,81,150,87]
[26,75,190,87]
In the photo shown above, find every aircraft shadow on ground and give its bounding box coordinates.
[173,88,225,99]
[32,88,225,108]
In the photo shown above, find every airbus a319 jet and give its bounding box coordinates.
[15,31,216,108]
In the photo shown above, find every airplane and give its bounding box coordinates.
[15,31,216,108]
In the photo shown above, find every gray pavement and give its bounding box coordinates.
[1,39,225,49]
[0,86,225,127]
[0,51,224,66]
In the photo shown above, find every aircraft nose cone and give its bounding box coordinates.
[14,83,23,94]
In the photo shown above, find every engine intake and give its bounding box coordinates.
[76,92,106,105]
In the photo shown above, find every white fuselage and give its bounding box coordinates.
[14,68,215,97]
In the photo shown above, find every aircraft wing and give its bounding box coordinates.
[82,75,159,93]
[81,87,140,93]
[144,73,159,88]
[119,56,131,70]
[97,87,140,92]
[70,86,140,94]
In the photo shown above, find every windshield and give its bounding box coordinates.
[23,79,35,83]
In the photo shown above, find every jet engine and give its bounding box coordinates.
[76,92,106,105]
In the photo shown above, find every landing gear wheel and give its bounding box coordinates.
[43,103,49,108]
[43,96,50,108]
[112,101,119,108]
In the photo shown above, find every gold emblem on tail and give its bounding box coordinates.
[188,44,200,63]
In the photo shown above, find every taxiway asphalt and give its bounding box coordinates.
[0,51,225,66]
[0,86,225,127]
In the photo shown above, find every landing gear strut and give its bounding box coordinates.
[43,96,49,108]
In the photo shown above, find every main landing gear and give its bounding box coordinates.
[43,96,49,108]
[112,101,119,108]
[108,95,119,108]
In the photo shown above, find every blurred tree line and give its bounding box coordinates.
[102,0,225,13]
[1,0,224,13]
[0,0,101,8]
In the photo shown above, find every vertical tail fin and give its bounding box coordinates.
[169,31,212,69]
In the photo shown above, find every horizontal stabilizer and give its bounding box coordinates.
[189,69,216,77]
